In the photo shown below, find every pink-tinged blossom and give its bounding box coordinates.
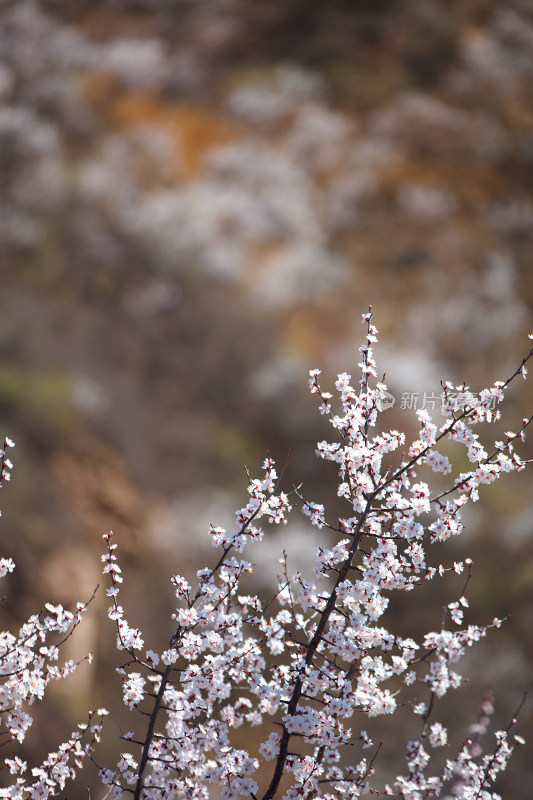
[7,712,33,743]
[302,501,326,529]
[424,449,452,474]
[122,673,146,708]
[145,650,160,667]
[116,621,144,651]
[5,756,27,775]
[413,702,427,717]
[429,722,448,748]
[0,558,15,578]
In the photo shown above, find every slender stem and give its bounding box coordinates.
[133,664,173,800]
[261,498,372,800]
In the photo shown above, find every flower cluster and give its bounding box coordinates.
[0,440,108,798]
[1,318,531,799]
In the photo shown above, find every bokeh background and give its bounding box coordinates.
[1,0,532,796]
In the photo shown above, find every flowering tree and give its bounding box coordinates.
[1,309,531,800]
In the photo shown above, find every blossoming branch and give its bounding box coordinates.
[1,311,531,800]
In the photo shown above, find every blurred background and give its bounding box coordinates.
[0,0,532,796]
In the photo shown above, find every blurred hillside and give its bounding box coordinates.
[1,0,532,796]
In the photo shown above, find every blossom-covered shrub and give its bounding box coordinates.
[1,310,531,799]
